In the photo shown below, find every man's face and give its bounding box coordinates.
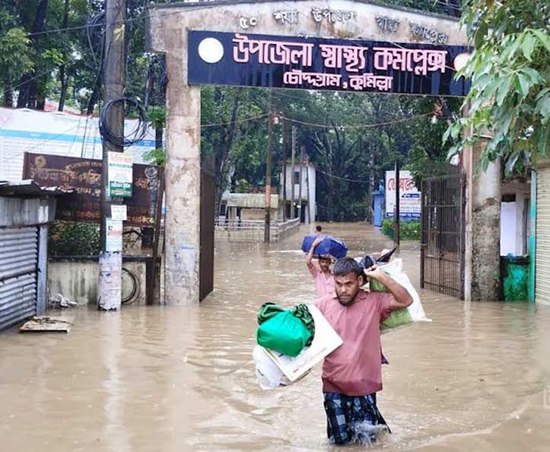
[335,272,363,306]
[319,257,331,272]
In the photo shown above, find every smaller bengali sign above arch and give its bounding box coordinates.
[188,31,470,96]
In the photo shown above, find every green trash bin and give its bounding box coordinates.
[500,255,529,301]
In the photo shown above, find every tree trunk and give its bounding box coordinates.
[36,94,45,110]
[58,64,68,111]
[17,0,50,109]
[57,0,71,112]
[155,125,163,149]
[327,162,334,222]
[16,74,32,108]
[367,143,376,223]
[86,78,101,115]
[214,93,240,216]
[3,80,13,107]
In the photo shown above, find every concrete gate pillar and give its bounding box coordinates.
[149,16,201,305]
[463,132,501,301]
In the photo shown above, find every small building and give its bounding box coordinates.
[0,181,64,331]
[280,159,316,223]
[219,192,280,222]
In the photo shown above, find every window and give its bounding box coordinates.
[294,171,300,185]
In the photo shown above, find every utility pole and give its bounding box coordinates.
[298,146,304,223]
[264,92,274,243]
[290,126,296,219]
[394,160,401,246]
[98,0,126,310]
[282,119,287,222]
[368,143,376,224]
[305,153,311,223]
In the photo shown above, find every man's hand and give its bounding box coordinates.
[365,265,413,311]
[312,237,324,249]
[364,264,384,281]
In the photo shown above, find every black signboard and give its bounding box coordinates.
[23,152,160,227]
[188,31,470,96]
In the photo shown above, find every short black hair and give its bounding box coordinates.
[333,257,363,278]
[316,225,322,232]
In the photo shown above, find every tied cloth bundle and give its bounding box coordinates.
[257,302,315,346]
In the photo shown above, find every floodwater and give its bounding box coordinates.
[1,223,550,452]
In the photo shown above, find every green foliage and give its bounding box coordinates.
[445,1,550,174]
[148,106,166,130]
[143,148,166,166]
[49,221,100,256]
[0,12,34,89]
[382,218,421,241]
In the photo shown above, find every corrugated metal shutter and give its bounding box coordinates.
[0,227,38,330]
[536,167,550,305]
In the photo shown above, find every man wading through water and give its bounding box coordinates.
[316,257,413,445]
[306,236,335,298]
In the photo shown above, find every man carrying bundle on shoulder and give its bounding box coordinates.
[316,257,413,446]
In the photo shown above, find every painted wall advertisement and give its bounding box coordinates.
[385,170,421,219]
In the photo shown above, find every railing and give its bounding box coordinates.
[215,217,301,241]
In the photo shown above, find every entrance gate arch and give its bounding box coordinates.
[146,0,469,305]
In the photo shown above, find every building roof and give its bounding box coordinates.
[222,192,279,208]
[0,180,74,197]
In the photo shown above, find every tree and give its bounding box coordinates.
[445,1,550,174]
[16,0,51,109]
[0,8,34,106]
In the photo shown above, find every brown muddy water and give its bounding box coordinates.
[1,223,550,452]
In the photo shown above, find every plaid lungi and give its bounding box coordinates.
[323,392,390,445]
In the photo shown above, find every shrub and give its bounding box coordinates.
[48,221,100,256]
[381,218,420,241]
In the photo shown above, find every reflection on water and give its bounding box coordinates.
[1,223,549,452]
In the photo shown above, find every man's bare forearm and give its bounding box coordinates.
[307,238,322,266]
[375,273,412,308]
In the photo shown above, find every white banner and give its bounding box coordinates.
[0,107,157,182]
[385,170,421,219]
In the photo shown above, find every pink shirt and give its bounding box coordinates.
[316,290,393,396]
[307,263,335,298]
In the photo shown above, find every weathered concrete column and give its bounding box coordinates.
[164,84,201,305]
[148,14,201,305]
[463,136,501,301]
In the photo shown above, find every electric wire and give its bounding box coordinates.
[99,98,149,147]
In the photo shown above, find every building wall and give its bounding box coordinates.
[282,163,316,223]
[48,260,147,305]
[240,208,278,221]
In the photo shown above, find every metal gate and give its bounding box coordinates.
[421,175,465,299]
[0,227,39,330]
[535,167,550,304]
[200,168,216,301]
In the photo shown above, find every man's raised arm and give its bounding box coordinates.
[364,265,413,311]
